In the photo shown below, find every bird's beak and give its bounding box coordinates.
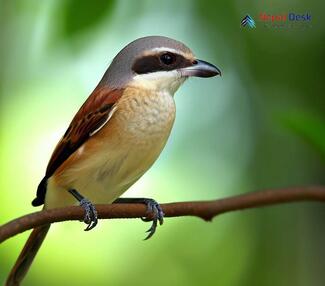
[180,59,221,78]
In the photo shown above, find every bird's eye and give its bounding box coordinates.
[160,53,176,65]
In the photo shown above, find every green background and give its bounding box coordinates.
[0,0,324,285]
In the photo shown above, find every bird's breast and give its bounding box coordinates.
[95,87,176,184]
[91,87,176,197]
[115,87,176,144]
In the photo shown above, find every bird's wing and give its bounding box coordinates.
[32,87,123,206]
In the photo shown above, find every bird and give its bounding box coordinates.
[6,36,221,285]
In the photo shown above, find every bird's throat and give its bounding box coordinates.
[130,71,186,95]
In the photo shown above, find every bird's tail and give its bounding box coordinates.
[6,224,51,286]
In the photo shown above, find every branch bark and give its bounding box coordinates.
[1,186,325,243]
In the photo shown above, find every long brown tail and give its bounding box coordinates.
[6,224,51,286]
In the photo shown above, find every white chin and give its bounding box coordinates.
[131,70,186,95]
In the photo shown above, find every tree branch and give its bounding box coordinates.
[1,186,325,243]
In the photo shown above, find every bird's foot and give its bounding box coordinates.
[79,198,98,231]
[113,197,164,240]
[68,189,98,231]
[141,198,164,240]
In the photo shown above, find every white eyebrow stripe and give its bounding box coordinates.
[143,47,192,58]
[150,47,180,54]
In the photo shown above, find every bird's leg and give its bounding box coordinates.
[113,198,164,240]
[68,189,98,231]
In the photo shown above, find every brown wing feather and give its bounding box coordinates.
[32,87,124,206]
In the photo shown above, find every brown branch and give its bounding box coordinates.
[1,186,325,243]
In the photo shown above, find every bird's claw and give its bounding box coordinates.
[80,198,98,231]
[141,199,164,240]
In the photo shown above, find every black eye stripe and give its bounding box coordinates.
[132,53,193,74]
[132,55,163,74]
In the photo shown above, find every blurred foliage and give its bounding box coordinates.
[0,0,324,286]
[60,0,116,41]
[280,111,325,161]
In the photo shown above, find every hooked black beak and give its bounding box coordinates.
[180,59,221,78]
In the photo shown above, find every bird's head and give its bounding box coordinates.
[101,36,221,94]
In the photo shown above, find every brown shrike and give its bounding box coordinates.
[6,36,220,285]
